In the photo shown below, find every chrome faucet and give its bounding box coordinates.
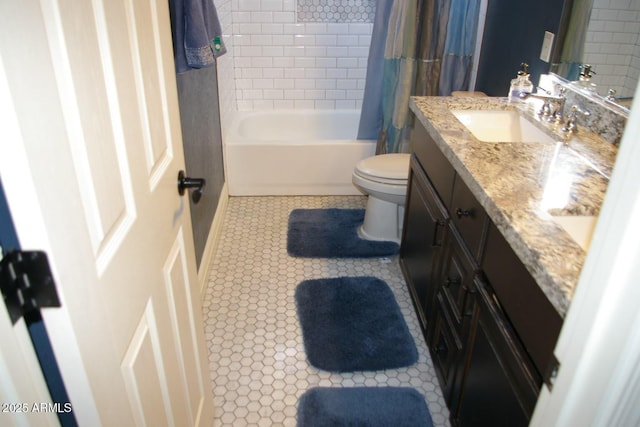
[561,104,591,134]
[519,87,566,122]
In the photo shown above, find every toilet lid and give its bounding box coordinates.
[355,153,410,182]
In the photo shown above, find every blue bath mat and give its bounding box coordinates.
[298,387,433,427]
[295,276,418,372]
[287,209,399,258]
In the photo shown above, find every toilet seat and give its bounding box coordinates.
[354,153,410,185]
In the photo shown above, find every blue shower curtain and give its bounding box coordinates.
[378,0,420,154]
[358,0,480,153]
[439,0,481,96]
[357,0,395,140]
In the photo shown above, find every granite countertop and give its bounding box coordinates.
[410,96,619,317]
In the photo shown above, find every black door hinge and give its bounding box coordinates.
[0,250,61,324]
[544,353,560,390]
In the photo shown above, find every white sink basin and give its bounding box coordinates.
[550,215,598,251]
[452,110,555,143]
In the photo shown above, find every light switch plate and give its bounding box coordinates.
[540,31,555,63]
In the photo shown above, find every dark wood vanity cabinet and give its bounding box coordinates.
[400,119,562,426]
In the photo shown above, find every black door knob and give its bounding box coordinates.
[177,170,206,204]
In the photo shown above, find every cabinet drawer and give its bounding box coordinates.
[411,119,456,207]
[451,174,488,260]
[482,222,563,377]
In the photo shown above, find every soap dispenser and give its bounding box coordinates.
[508,63,534,102]
[576,64,597,92]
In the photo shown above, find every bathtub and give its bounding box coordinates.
[224,110,376,196]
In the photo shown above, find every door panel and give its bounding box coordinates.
[162,230,207,424]
[0,0,214,425]
[127,0,175,180]
[50,0,137,265]
[122,303,173,427]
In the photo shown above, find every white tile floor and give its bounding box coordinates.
[203,196,450,426]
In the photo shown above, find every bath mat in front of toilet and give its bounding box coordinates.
[294,276,417,372]
[287,209,399,258]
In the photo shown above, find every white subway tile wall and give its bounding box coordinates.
[583,0,640,98]
[214,0,237,139]
[216,0,373,112]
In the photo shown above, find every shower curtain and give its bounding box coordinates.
[357,0,395,141]
[358,0,480,154]
[439,0,481,96]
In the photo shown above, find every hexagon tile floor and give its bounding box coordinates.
[203,196,450,427]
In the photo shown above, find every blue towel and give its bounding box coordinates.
[169,0,227,73]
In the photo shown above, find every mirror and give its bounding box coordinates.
[550,0,639,112]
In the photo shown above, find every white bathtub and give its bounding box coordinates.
[224,110,376,196]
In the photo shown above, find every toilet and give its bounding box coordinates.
[352,153,411,243]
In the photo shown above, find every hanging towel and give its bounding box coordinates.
[169,0,227,73]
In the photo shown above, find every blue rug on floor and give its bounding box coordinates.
[298,387,433,427]
[287,209,399,258]
[295,276,418,372]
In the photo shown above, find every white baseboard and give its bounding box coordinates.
[198,182,229,299]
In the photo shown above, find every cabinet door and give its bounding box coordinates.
[400,155,449,332]
[440,226,478,326]
[430,296,462,402]
[483,222,562,378]
[431,227,478,405]
[454,279,540,427]
[412,120,456,206]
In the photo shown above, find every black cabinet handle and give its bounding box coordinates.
[456,208,472,219]
[432,219,446,247]
[462,285,477,317]
[444,277,461,288]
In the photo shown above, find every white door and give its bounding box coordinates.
[0,0,214,426]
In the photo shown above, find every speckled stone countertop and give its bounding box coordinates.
[410,96,619,317]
